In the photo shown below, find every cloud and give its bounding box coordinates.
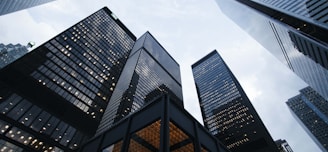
[0,0,321,151]
[0,10,57,46]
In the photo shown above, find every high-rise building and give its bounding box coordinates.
[81,94,229,152]
[0,7,136,151]
[215,0,328,101]
[0,0,55,15]
[0,43,28,69]
[275,139,293,152]
[96,31,183,135]
[286,86,328,152]
[192,50,278,152]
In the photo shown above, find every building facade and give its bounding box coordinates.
[96,31,183,135]
[0,0,55,15]
[0,7,136,151]
[286,86,328,152]
[275,139,293,152]
[215,0,328,101]
[0,43,28,69]
[80,95,229,152]
[192,50,278,152]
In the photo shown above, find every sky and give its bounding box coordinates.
[0,0,321,151]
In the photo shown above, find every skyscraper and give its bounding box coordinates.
[0,43,28,68]
[215,0,328,101]
[275,139,293,152]
[81,94,229,152]
[0,0,55,15]
[286,86,328,152]
[192,50,278,152]
[0,7,136,151]
[96,31,183,134]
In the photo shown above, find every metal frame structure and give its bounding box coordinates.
[79,95,229,152]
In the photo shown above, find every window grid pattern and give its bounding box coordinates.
[254,0,328,26]
[0,43,28,69]
[287,87,328,151]
[29,9,135,120]
[0,93,88,151]
[192,51,275,151]
[271,21,328,101]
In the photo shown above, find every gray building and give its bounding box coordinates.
[0,43,28,69]
[0,0,54,15]
[215,0,328,101]
[192,50,278,152]
[286,86,328,152]
[275,139,293,152]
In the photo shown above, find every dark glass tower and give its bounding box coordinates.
[0,43,28,69]
[81,95,229,152]
[215,0,328,101]
[0,0,55,15]
[286,86,328,152]
[96,32,183,135]
[192,50,278,152]
[0,7,136,151]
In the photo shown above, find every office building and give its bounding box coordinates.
[0,7,136,151]
[286,86,328,152]
[0,43,28,69]
[215,0,328,101]
[96,31,183,135]
[80,94,229,152]
[275,139,293,152]
[192,50,278,152]
[0,0,55,15]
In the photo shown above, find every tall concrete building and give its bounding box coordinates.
[215,0,328,101]
[286,86,328,152]
[192,50,278,152]
[0,0,55,15]
[0,7,136,151]
[0,43,28,69]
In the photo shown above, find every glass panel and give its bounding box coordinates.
[201,146,209,152]
[169,121,194,152]
[128,120,161,151]
[102,140,122,152]
[0,139,23,152]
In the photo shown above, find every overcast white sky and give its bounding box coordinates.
[0,0,321,151]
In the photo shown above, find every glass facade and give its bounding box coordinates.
[80,95,229,152]
[97,32,183,135]
[0,7,136,151]
[286,86,328,152]
[192,50,278,152]
[0,43,28,69]
[0,0,55,15]
[215,0,328,101]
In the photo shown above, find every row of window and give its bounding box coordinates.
[0,93,88,150]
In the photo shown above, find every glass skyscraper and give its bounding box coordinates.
[96,31,183,135]
[215,0,328,101]
[0,43,28,69]
[192,50,278,152]
[0,5,185,151]
[0,0,55,15]
[286,86,328,152]
[0,7,136,151]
